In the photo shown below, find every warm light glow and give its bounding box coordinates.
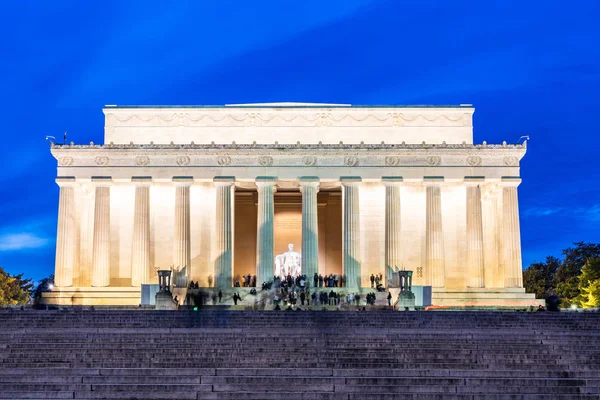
[571,304,577,310]
[48,284,54,291]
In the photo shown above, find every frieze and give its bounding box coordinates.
[104,110,472,129]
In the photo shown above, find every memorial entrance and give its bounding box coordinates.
[233,188,342,285]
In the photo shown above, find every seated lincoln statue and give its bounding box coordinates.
[275,243,302,279]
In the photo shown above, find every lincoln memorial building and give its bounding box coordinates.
[44,103,537,306]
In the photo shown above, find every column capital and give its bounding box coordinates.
[255,176,277,188]
[382,176,404,186]
[299,176,320,191]
[340,176,361,186]
[131,176,153,186]
[423,176,444,186]
[56,176,77,187]
[172,176,193,187]
[213,176,236,187]
[464,176,485,187]
[91,176,112,187]
[499,176,521,187]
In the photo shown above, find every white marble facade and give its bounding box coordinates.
[45,103,537,306]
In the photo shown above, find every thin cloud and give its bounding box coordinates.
[0,233,51,252]
[523,207,565,217]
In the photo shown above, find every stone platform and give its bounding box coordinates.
[1,310,599,399]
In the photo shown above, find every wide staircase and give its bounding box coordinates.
[0,310,599,399]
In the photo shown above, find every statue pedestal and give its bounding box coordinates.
[155,291,178,310]
[398,290,416,311]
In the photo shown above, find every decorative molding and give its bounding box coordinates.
[426,156,441,166]
[58,156,73,166]
[344,156,359,167]
[503,156,519,166]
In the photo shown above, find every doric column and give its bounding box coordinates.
[256,177,276,286]
[130,177,151,287]
[425,177,445,288]
[501,177,523,288]
[91,177,112,287]
[173,177,192,288]
[55,177,78,287]
[465,177,485,288]
[341,177,361,288]
[383,177,403,283]
[214,177,235,288]
[300,177,319,279]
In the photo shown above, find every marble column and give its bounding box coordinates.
[130,177,151,287]
[91,177,112,287]
[55,178,77,287]
[341,177,361,288]
[383,177,403,284]
[214,177,235,288]
[173,177,192,288]
[501,178,523,288]
[465,178,485,288]
[425,178,445,288]
[256,177,276,286]
[300,177,319,280]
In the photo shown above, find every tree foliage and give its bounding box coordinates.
[32,274,54,302]
[0,267,34,305]
[523,242,600,308]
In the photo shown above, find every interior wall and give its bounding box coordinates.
[359,183,386,287]
[400,185,426,286]
[442,185,467,289]
[274,192,302,260]
[191,183,216,286]
[109,185,135,286]
[318,191,342,277]
[149,184,175,285]
[233,192,257,283]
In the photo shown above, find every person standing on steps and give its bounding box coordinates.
[387,291,392,306]
[218,290,223,303]
[370,274,375,288]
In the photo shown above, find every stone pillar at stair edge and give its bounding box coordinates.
[341,177,361,289]
[300,177,319,280]
[91,177,112,287]
[173,177,192,289]
[465,178,485,288]
[425,178,445,288]
[130,177,152,287]
[383,177,403,285]
[214,177,235,288]
[54,177,78,287]
[256,177,276,286]
[501,177,523,288]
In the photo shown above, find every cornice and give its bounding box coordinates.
[50,141,525,169]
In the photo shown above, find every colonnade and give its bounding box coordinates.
[54,176,523,290]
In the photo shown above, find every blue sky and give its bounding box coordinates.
[1,1,599,281]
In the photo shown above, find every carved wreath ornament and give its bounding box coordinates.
[302,156,317,166]
[467,155,482,167]
[176,156,190,166]
[344,156,359,166]
[384,156,400,166]
[426,156,441,166]
[135,156,150,166]
[94,156,109,166]
[503,156,518,166]
[258,156,273,166]
[58,156,73,166]
[217,156,231,166]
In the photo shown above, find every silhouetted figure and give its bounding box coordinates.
[370,274,375,288]
[218,290,223,303]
